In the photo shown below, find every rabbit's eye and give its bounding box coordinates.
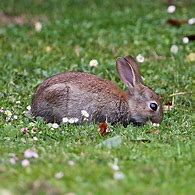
[149,102,158,111]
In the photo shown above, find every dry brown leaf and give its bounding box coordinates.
[166,19,187,27]
[186,53,195,62]
[164,97,174,112]
[98,122,112,136]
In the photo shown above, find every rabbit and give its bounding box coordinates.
[31,55,163,126]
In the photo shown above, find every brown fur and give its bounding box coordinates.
[31,56,163,126]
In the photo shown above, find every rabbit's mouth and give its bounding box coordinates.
[130,115,148,126]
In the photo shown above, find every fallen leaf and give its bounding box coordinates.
[164,97,174,112]
[166,19,187,27]
[98,122,112,136]
[96,135,122,149]
[186,53,195,62]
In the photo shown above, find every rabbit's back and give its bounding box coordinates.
[31,72,128,124]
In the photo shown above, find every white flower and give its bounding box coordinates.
[182,37,189,44]
[170,45,178,54]
[47,123,53,128]
[10,157,18,165]
[89,59,98,67]
[136,54,145,63]
[24,149,38,159]
[62,117,79,124]
[110,158,119,171]
[34,21,42,32]
[26,105,31,111]
[81,110,89,118]
[152,123,160,127]
[167,5,176,13]
[68,160,75,166]
[113,171,125,180]
[16,101,21,104]
[68,118,79,124]
[21,127,29,134]
[29,122,35,127]
[33,137,38,141]
[55,172,64,179]
[112,164,119,171]
[62,117,69,123]
[21,159,30,167]
[5,110,12,117]
[13,115,18,120]
[52,123,59,129]
[188,18,195,25]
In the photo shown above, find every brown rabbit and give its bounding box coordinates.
[31,56,163,126]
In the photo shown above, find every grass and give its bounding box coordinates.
[0,0,194,194]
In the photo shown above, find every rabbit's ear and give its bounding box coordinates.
[124,56,143,83]
[116,57,141,88]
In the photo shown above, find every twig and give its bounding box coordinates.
[169,92,193,97]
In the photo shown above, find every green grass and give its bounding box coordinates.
[0,0,194,194]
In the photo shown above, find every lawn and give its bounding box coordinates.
[0,0,194,194]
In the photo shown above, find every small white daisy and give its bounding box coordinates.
[152,123,160,127]
[113,171,125,180]
[26,105,31,111]
[68,160,75,166]
[33,137,38,141]
[5,110,12,117]
[55,172,64,179]
[68,118,79,124]
[24,149,38,159]
[52,123,59,129]
[167,5,176,13]
[10,157,18,165]
[89,59,98,67]
[62,117,69,123]
[170,45,178,54]
[81,110,89,118]
[188,18,195,25]
[136,54,145,63]
[182,37,189,44]
[21,159,30,167]
[34,21,42,32]
[13,115,18,120]
[111,164,119,171]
